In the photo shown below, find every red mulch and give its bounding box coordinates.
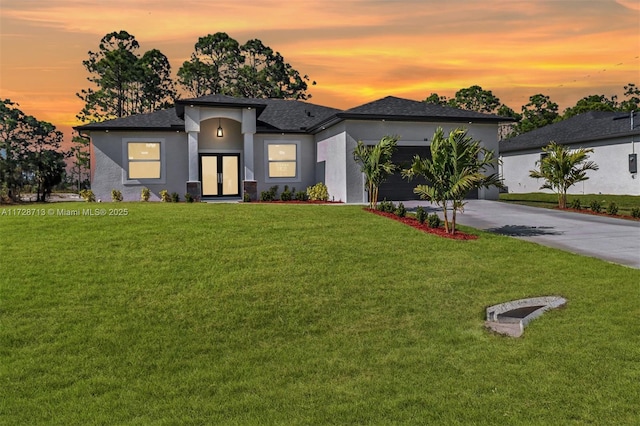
[253,200,343,204]
[559,207,640,221]
[366,208,478,240]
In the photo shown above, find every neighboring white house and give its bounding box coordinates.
[75,95,506,202]
[500,111,640,195]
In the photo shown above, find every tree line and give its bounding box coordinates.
[76,30,314,124]
[424,84,640,139]
[0,100,68,202]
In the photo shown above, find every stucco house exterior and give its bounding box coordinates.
[75,95,506,202]
[500,111,640,195]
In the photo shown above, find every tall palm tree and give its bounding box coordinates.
[529,142,599,209]
[353,136,398,208]
[403,127,502,234]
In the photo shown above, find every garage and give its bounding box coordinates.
[377,146,478,201]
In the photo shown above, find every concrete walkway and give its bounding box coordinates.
[401,200,640,269]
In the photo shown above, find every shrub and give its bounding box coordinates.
[631,207,640,219]
[260,186,279,202]
[243,192,251,202]
[294,191,307,201]
[111,189,123,202]
[307,182,328,201]
[607,202,619,216]
[79,189,95,202]
[569,198,581,210]
[415,206,427,224]
[376,199,395,213]
[184,193,194,203]
[395,202,406,218]
[589,199,602,213]
[160,190,171,202]
[171,192,180,203]
[427,213,441,228]
[280,185,293,201]
[1,182,11,203]
[141,187,151,202]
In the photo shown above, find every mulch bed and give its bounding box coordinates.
[559,207,640,221]
[366,208,478,240]
[252,200,343,204]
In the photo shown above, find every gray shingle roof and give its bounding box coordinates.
[256,99,341,132]
[75,95,510,134]
[337,96,507,122]
[75,108,184,131]
[500,111,640,153]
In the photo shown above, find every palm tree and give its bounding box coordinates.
[403,127,502,234]
[529,142,599,209]
[353,136,398,208]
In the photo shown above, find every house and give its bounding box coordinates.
[75,95,506,202]
[500,111,640,195]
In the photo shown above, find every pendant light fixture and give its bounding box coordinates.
[216,118,223,137]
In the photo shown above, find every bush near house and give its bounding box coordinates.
[306,182,329,201]
[111,189,123,202]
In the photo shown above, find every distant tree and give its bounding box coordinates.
[70,132,91,192]
[497,104,522,140]
[177,32,242,97]
[138,49,177,111]
[619,83,640,112]
[77,31,177,122]
[353,136,398,209]
[424,93,449,106]
[562,94,618,119]
[237,39,314,100]
[178,33,314,100]
[402,127,502,234]
[516,94,559,134]
[529,142,599,209]
[0,99,66,201]
[448,85,501,113]
[0,99,31,200]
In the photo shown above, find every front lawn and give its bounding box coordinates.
[1,203,639,424]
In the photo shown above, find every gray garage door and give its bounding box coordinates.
[377,146,478,201]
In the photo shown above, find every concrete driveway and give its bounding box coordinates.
[401,200,640,269]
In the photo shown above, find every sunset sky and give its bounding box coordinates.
[1,0,639,145]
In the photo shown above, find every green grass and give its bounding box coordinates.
[500,192,640,216]
[1,203,639,424]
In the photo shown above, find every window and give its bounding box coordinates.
[127,142,161,179]
[267,143,297,178]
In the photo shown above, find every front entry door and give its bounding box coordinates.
[200,154,240,197]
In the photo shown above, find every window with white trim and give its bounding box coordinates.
[267,143,297,178]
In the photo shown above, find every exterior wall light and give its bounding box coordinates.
[217,119,223,137]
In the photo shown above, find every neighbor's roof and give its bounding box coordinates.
[500,111,640,153]
[75,94,509,134]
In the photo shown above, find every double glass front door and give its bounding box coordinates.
[200,154,240,197]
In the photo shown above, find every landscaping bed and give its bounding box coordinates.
[366,208,478,240]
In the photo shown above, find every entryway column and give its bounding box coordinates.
[187,131,199,181]
[243,132,254,181]
[242,108,257,200]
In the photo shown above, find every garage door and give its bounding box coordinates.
[377,146,478,201]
